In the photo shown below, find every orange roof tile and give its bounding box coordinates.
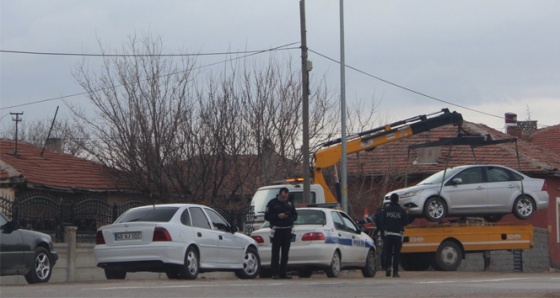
[530,124,560,154]
[346,122,560,176]
[0,139,134,191]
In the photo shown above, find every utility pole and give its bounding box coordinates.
[300,0,311,203]
[339,0,348,212]
[10,112,23,156]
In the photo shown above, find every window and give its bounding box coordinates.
[452,167,483,184]
[331,211,345,231]
[189,207,211,229]
[116,207,179,223]
[205,208,230,230]
[290,192,317,205]
[0,213,7,230]
[180,209,191,226]
[339,212,360,234]
[487,167,515,182]
[295,210,326,225]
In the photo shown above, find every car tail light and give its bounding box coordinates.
[301,232,326,241]
[96,230,106,245]
[542,181,548,191]
[251,235,264,243]
[153,227,172,241]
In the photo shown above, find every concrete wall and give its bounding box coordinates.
[1,227,551,285]
[458,228,550,272]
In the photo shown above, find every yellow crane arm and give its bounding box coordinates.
[312,108,463,203]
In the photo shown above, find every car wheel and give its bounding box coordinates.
[297,269,313,278]
[24,247,53,283]
[483,215,504,222]
[513,195,536,220]
[434,241,462,271]
[424,196,447,222]
[179,246,199,280]
[400,253,431,271]
[361,249,376,277]
[325,251,341,278]
[234,247,260,279]
[104,268,126,280]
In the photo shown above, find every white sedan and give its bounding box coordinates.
[250,207,376,278]
[385,164,550,222]
[94,204,260,280]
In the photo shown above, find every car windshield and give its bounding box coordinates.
[419,167,464,185]
[116,207,179,223]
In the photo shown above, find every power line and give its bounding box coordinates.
[0,44,299,57]
[0,43,300,110]
[309,49,507,121]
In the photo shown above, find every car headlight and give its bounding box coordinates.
[400,189,424,198]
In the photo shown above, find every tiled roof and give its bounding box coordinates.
[530,124,560,154]
[0,139,134,191]
[347,121,560,177]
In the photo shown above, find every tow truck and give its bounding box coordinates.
[248,108,463,231]
[372,133,536,271]
[399,219,533,271]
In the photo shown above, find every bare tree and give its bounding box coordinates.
[71,34,380,206]
[72,34,197,201]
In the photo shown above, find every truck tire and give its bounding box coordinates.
[400,253,432,271]
[434,241,462,271]
[424,196,447,222]
[513,195,536,220]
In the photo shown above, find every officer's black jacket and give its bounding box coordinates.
[380,202,408,233]
[264,197,298,228]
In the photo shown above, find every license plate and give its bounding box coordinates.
[114,232,142,241]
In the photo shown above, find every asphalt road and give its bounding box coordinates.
[1,271,559,298]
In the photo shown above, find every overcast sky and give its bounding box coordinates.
[1,0,559,136]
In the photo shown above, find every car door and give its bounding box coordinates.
[338,211,367,264]
[330,211,356,264]
[204,208,245,265]
[188,207,219,267]
[485,166,522,212]
[0,214,26,275]
[443,166,487,214]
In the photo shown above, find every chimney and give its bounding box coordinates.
[505,113,522,138]
[518,120,538,139]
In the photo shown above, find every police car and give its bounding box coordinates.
[250,206,376,278]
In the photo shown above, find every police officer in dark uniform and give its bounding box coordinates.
[380,193,408,277]
[265,187,298,279]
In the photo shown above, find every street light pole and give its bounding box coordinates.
[339,0,348,212]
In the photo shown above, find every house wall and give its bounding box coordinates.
[0,188,15,201]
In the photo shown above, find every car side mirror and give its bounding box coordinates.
[452,178,463,184]
[228,226,239,234]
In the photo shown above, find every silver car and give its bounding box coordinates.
[384,165,549,222]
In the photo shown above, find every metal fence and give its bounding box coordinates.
[0,196,255,242]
